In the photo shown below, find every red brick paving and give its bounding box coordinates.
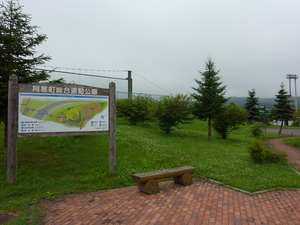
[40,179,300,225]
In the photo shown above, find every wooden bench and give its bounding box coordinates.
[132,166,196,194]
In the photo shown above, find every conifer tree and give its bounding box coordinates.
[192,57,228,140]
[0,0,50,163]
[244,89,261,124]
[273,83,294,134]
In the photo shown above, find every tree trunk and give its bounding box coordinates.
[208,117,212,140]
[279,120,283,134]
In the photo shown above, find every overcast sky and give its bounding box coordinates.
[20,0,300,98]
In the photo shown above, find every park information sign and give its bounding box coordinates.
[17,83,112,137]
[19,90,109,134]
[7,75,116,183]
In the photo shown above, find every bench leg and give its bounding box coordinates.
[174,172,193,185]
[138,179,159,195]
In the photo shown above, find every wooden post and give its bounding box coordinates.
[109,82,116,173]
[7,75,18,183]
[127,71,132,99]
[173,172,193,185]
[138,179,159,195]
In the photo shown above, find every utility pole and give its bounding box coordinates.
[286,74,298,111]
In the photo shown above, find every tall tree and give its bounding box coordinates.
[0,0,51,163]
[244,89,261,124]
[273,83,294,134]
[192,57,228,140]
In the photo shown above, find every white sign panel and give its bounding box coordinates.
[18,93,109,133]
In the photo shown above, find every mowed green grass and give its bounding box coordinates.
[0,119,300,224]
[284,137,300,148]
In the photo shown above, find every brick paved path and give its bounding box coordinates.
[40,179,300,225]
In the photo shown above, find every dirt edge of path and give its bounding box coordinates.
[264,136,300,171]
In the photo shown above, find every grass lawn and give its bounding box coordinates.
[283,137,300,148]
[0,119,300,224]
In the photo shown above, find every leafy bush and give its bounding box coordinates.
[292,110,300,126]
[154,94,193,134]
[248,139,287,164]
[263,148,287,163]
[116,95,154,125]
[213,103,248,138]
[248,139,265,164]
[251,123,264,138]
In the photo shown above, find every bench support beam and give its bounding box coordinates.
[138,179,159,195]
[174,172,192,185]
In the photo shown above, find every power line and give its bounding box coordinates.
[34,66,171,95]
[34,66,129,80]
[133,72,171,95]
[36,65,129,73]
[34,68,127,80]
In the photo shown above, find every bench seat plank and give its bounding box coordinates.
[132,166,196,184]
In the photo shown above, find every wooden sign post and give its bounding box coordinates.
[109,82,116,173]
[7,75,18,184]
[7,75,116,183]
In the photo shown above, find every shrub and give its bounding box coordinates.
[248,139,265,164]
[248,139,287,164]
[292,110,300,126]
[251,123,264,138]
[154,94,193,134]
[262,148,287,163]
[116,95,154,125]
[213,103,248,139]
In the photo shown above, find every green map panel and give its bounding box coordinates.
[20,98,108,129]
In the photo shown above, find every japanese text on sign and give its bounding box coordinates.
[32,85,98,95]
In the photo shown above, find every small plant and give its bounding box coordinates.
[292,110,300,126]
[248,139,287,164]
[116,95,154,125]
[154,94,193,134]
[251,123,264,138]
[262,148,287,163]
[248,139,265,164]
[213,103,248,139]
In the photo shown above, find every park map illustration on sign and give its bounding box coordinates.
[19,88,109,133]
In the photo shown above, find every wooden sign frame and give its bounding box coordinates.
[7,75,116,183]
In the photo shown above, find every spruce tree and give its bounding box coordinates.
[244,89,261,124]
[192,57,228,140]
[274,83,294,134]
[0,0,51,163]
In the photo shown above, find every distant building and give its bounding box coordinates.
[273,120,293,126]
